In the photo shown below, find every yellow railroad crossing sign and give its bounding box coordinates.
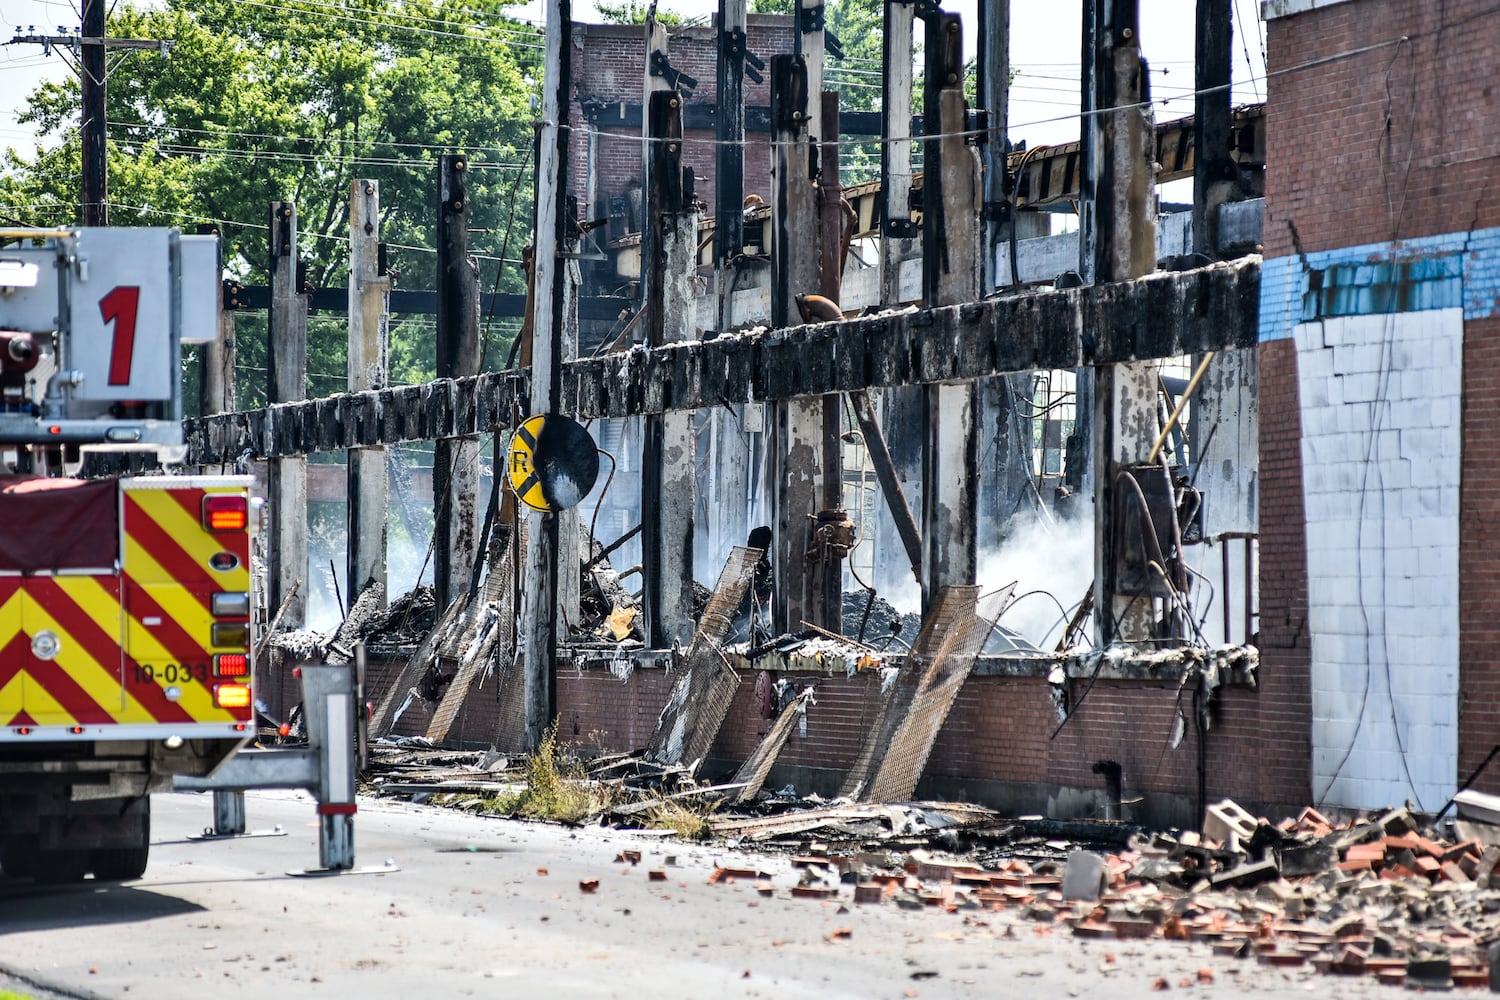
[507,414,598,513]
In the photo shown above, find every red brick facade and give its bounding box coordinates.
[1261,0,1500,797]
[568,17,796,232]
[1262,1,1500,258]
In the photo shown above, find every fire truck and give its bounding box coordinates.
[0,227,255,882]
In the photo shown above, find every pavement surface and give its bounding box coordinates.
[0,791,1409,999]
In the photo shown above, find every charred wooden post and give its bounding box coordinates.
[849,391,921,582]
[434,155,483,611]
[709,0,754,581]
[979,0,1011,291]
[1193,0,1236,258]
[872,0,922,605]
[641,88,698,647]
[769,54,827,634]
[522,0,572,750]
[346,179,390,610]
[267,200,307,628]
[919,13,981,612]
[1081,0,1160,643]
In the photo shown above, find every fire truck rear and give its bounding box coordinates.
[0,227,253,882]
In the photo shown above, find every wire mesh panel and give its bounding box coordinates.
[842,585,997,801]
[731,688,814,803]
[647,546,763,767]
[427,520,525,744]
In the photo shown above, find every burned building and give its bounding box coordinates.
[181,0,1500,831]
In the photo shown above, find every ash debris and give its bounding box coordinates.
[266,584,438,662]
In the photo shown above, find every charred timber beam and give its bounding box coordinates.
[183,259,1258,464]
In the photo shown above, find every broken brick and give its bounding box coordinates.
[791,885,834,900]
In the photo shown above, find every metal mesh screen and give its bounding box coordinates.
[647,546,762,767]
[842,585,1000,802]
[731,688,813,803]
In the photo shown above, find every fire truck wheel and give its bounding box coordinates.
[91,845,149,881]
[92,801,151,881]
[33,849,89,884]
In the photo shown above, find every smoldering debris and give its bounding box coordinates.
[840,591,921,647]
[266,585,438,664]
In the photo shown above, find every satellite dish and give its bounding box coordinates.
[507,414,600,513]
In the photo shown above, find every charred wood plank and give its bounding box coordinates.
[184,260,1259,463]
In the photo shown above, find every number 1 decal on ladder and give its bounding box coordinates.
[99,285,141,386]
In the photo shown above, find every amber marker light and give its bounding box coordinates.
[214,684,251,709]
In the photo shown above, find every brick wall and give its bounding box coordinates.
[1263,0,1500,803]
[1459,315,1500,794]
[1248,338,1314,806]
[1263,1,1500,258]
[568,17,795,225]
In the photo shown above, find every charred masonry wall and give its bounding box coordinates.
[1260,1,1500,809]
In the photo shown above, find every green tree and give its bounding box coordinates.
[748,0,906,182]
[0,0,541,406]
[594,0,684,26]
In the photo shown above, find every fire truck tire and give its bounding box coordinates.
[92,801,151,881]
[91,845,149,881]
[33,849,89,884]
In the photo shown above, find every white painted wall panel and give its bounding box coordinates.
[1295,308,1461,811]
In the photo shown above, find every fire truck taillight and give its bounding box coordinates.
[214,683,251,709]
[203,494,248,531]
[214,653,249,677]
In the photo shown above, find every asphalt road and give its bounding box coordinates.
[0,791,1400,999]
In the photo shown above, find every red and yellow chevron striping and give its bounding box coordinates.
[0,477,253,735]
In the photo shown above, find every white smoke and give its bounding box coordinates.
[980,513,1096,648]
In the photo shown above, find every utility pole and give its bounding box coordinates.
[8,10,169,226]
[522,0,573,751]
[81,0,105,225]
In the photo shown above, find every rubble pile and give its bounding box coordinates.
[361,587,439,649]
[365,729,1500,989]
[714,798,1500,990]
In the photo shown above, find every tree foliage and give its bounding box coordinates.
[0,0,543,405]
